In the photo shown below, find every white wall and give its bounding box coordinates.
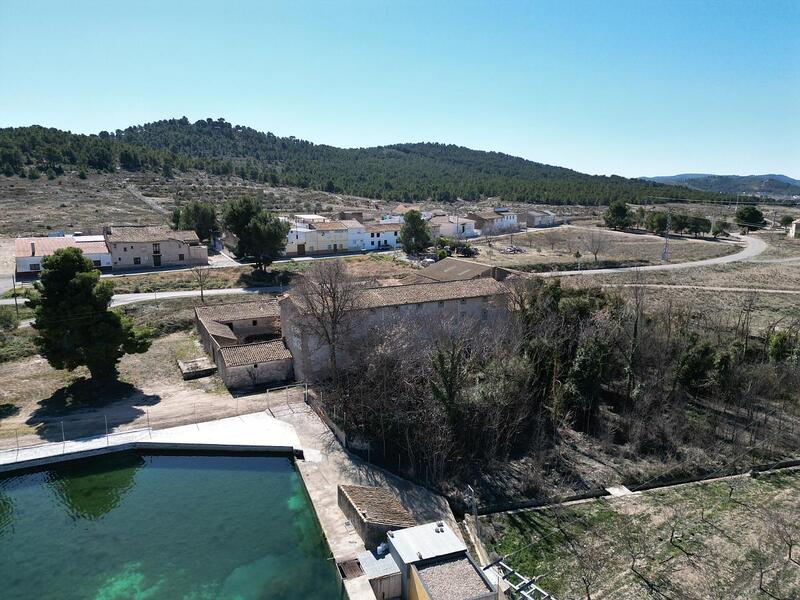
[16,252,112,274]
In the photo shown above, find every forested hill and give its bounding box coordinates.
[645,174,800,197]
[0,117,749,205]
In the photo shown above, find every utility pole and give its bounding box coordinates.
[661,208,672,261]
[11,274,19,317]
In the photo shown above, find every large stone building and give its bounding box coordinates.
[104,226,207,269]
[280,278,509,381]
[195,300,293,388]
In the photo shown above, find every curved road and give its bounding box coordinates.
[537,233,766,278]
[0,234,772,309]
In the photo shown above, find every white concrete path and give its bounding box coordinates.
[0,411,300,472]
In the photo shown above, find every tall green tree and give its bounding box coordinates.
[241,210,290,269]
[399,209,432,254]
[603,200,631,230]
[735,205,766,231]
[29,248,151,381]
[687,215,712,237]
[223,196,261,242]
[646,211,669,235]
[671,213,689,234]
[178,200,218,240]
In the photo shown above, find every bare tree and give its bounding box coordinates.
[542,229,560,253]
[290,259,363,383]
[191,265,212,303]
[583,230,610,262]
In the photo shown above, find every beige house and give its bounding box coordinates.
[195,300,293,389]
[104,226,207,269]
[280,278,509,381]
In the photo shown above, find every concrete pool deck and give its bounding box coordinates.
[0,400,460,600]
[0,411,301,473]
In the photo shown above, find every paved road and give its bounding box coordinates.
[537,233,766,278]
[0,234,770,308]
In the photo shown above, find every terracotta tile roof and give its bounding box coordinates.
[310,221,347,231]
[15,236,109,258]
[195,300,280,323]
[366,223,400,233]
[408,257,492,283]
[469,210,503,221]
[339,220,365,230]
[105,226,199,243]
[219,339,292,367]
[428,215,475,226]
[339,485,416,528]
[359,278,506,309]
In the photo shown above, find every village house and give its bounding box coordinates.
[365,222,401,249]
[194,300,293,388]
[520,208,556,228]
[427,215,477,239]
[104,226,207,270]
[467,209,518,234]
[14,235,112,275]
[280,278,509,381]
[284,219,369,256]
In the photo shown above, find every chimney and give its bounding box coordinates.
[30,242,35,257]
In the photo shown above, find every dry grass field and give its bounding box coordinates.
[469,225,740,269]
[483,468,800,600]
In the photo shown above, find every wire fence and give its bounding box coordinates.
[0,383,308,461]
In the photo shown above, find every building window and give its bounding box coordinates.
[416,303,422,309]
[30,263,40,271]
[438,301,445,307]
[371,241,374,246]
[152,243,161,254]
[394,231,398,236]
[133,257,141,265]
[370,232,374,238]
[252,320,257,326]
[460,299,466,304]
[93,260,101,267]
[178,253,185,261]
[123,247,127,252]
[253,364,258,369]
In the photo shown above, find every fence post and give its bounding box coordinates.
[15,428,19,457]
[236,396,239,416]
[61,421,66,453]
[104,415,109,446]
[146,407,151,438]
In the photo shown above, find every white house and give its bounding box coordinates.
[428,215,477,239]
[365,223,401,249]
[341,219,367,251]
[15,235,112,275]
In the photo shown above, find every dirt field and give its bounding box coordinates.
[469,225,740,269]
[0,330,306,450]
[483,468,800,599]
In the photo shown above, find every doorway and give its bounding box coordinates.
[297,244,306,256]
[153,255,162,267]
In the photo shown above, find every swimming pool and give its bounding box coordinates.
[0,452,342,600]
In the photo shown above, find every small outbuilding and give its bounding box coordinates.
[338,484,417,550]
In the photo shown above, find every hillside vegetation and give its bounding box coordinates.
[647,173,800,197]
[1,118,749,205]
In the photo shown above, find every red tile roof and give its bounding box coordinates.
[15,237,109,258]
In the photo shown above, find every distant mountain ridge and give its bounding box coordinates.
[644,173,800,197]
[0,117,767,205]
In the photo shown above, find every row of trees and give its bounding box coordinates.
[221,196,289,269]
[602,200,770,237]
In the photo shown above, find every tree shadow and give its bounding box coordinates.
[0,403,20,420]
[25,377,160,442]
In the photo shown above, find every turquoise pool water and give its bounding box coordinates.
[0,453,342,600]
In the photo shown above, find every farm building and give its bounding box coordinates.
[357,521,498,600]
[280,278,509,381]
[520,209,556,228]
[401,257,512,285]
[104,226,207,270]
[15,235,112,275]
[195,300,293,389]
[427,215,477,239]
[338,485,416,550]
[467,209,518,234]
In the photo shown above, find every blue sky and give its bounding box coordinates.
[1,0,798,178]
